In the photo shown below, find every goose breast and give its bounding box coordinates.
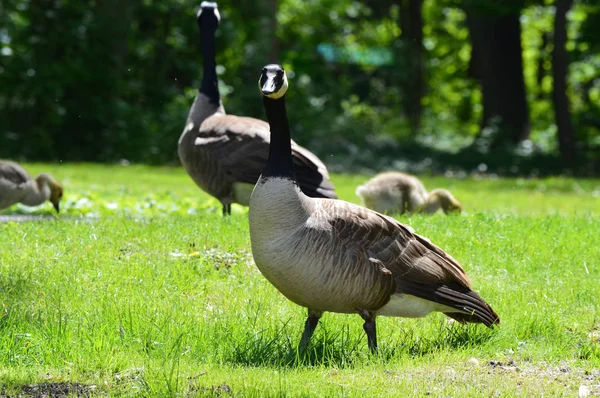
[250,182,393,313]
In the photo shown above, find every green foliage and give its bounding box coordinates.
[0,0,199,162]
[422,2,480,145]
[0,0,599,169]
[0,164,599,395]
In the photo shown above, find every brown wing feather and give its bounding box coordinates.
[317,200,499,326]
[319,200,471,288]
[198,115,337,199]
[0,161,31,186]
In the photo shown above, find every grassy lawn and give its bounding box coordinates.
[1,163,599,396]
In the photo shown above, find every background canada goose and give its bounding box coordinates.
[356,171,463,215]
[178,2,337,216]
[0,161,63,213]
[249,65,499,353]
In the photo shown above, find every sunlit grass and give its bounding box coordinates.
[4,163,600,218]
[0,163,599,396]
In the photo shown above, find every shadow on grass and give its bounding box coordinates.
[224,320,497,368]
[0,271,35,332]
[393,323,497,357]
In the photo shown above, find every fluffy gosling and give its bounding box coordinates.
[0,161,63,213]
[356,171,462,215]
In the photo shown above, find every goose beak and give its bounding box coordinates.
[446,204,462,215]
[261,78,277,96]
[53,202,60,213]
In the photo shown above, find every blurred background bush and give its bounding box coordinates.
[0,0,598,175]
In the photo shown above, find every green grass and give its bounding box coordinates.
[1,163,599,396]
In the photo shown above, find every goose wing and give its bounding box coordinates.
[319,200,499,326]
[320,200,470,287]
[196,115,271,184]
[291,144,336,199]
[0,161,30,187]
[198,115,337,199]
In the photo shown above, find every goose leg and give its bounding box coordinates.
[298,310,322,353]
[222,203,232,216]
[359,311,377,353]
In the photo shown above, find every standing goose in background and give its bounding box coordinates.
[178,2,336,216]
[356,171,463,215]
[0,161,63,213]
[249,65,499,353]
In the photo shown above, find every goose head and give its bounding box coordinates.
[428,188,462,215]
[37,173,63,213]
[259,64,288,99]
[197,2,220,32]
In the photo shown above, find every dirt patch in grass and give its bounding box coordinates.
[185,375,232,397]
[1,382,99,398]
[485,360,600,396]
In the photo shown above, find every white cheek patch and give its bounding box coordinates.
[264,75,289,99]
[258,76,264,93]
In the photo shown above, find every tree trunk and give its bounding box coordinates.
[536,31,549,100]
[466,7,530,148]
[265,0,280,63]
[397,0,424,136]
[552,0,576,162]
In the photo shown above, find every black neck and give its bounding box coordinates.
[262,96,295,179]
[199,28,220,104]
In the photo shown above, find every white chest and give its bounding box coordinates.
[249,178,326,307]
[232,182,255,206]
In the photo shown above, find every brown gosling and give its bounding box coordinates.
[0,161,63,213]
[249,65,498,353]
[356,172,462,215]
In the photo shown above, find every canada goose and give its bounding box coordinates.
[356,172,463,215]
[0,161,63,213]
[178,2,336,216]
[249,65,499,353]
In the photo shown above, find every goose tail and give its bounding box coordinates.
[396,281,500,327]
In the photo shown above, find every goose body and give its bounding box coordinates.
[0,161,63,212]
[251,180,467,316]
[356,171,462,215]
[178,2,336,215]
[180,113,336,210]
[249,65,499,352]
